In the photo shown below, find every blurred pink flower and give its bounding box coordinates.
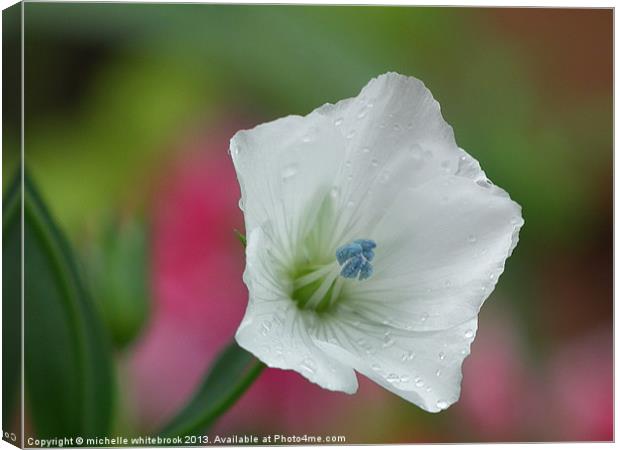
[127,120,387,436]
[544,327,612,441]
[456,309,533,440]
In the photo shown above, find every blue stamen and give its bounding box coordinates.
[336,239,376,280]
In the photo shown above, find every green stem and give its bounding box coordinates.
[158,342,265,437]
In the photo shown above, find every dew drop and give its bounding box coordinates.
[401,350,415,361]
[444,279,452,288]
[436,369,442,377]
[281,164,298,180]
[382,332,395,348]
[371,363,382,372]
[467,234,477,244]
[238,198,244,210]
[420,312,429,323]
[386,373,400,384]
[436,400,448,410]
[414,377,424,388]
[392,124,401,132]
[346,200,355,208]
[346,130,357,139]
[362,147,370,153]
[371,158,379,167]
[301,358,316,374]
[400,375,410,383]
[330,186,339,199]
[464,329,474,339]
[439,351,446,360]
[440,160,451,172]
[260,321,272,336]
[334,117,343,127]
[357,110,366,119]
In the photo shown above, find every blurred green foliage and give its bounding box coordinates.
[4,173,115,438]
[86,217,150,349]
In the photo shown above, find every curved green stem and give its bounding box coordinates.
[158,342,265,437]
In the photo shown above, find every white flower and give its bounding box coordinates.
[229,72,523,412]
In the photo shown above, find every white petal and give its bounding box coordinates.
[230,108,347,260]
[311,72,466,248]
[235,228,358,393]
[345,172,522,331]
[315,311,478,412]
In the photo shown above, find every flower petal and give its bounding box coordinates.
[230,108,348,260]
[345,173,523,331]
[314,311,478,412]
[235,228,358,394]
[313,72,467,249]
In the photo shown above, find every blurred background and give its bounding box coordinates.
[4,5,612,443]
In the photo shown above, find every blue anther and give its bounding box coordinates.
[335,239,376,280]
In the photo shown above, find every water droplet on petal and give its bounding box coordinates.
[436,400,448,410]
[301,358,316,374]
[400,375,410,383]
[435,369,442,377]
[382,332,395,348]
[281,164,298,180]
[420,312,429,323]
[392,124,401,132]
[371,363,381,372]
[346,130,357,139]
[238,198,244,210]
[439,351,446,360]
[464,329,474,339]
[330,186,340,199]
[260,321,272,336]
[346,200,355,208]
[401,350,415,361]
[386,373,400,384]
[371,158,379,167]
[362,147,370,153]
[468,234,477,244]
[334,117,343,126]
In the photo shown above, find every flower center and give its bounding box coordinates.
[290,239,376,312]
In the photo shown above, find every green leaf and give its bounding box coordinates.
[159,341,264,437]
[3,171,22,440]
[15,172,115,438]
[87,217,150,349]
